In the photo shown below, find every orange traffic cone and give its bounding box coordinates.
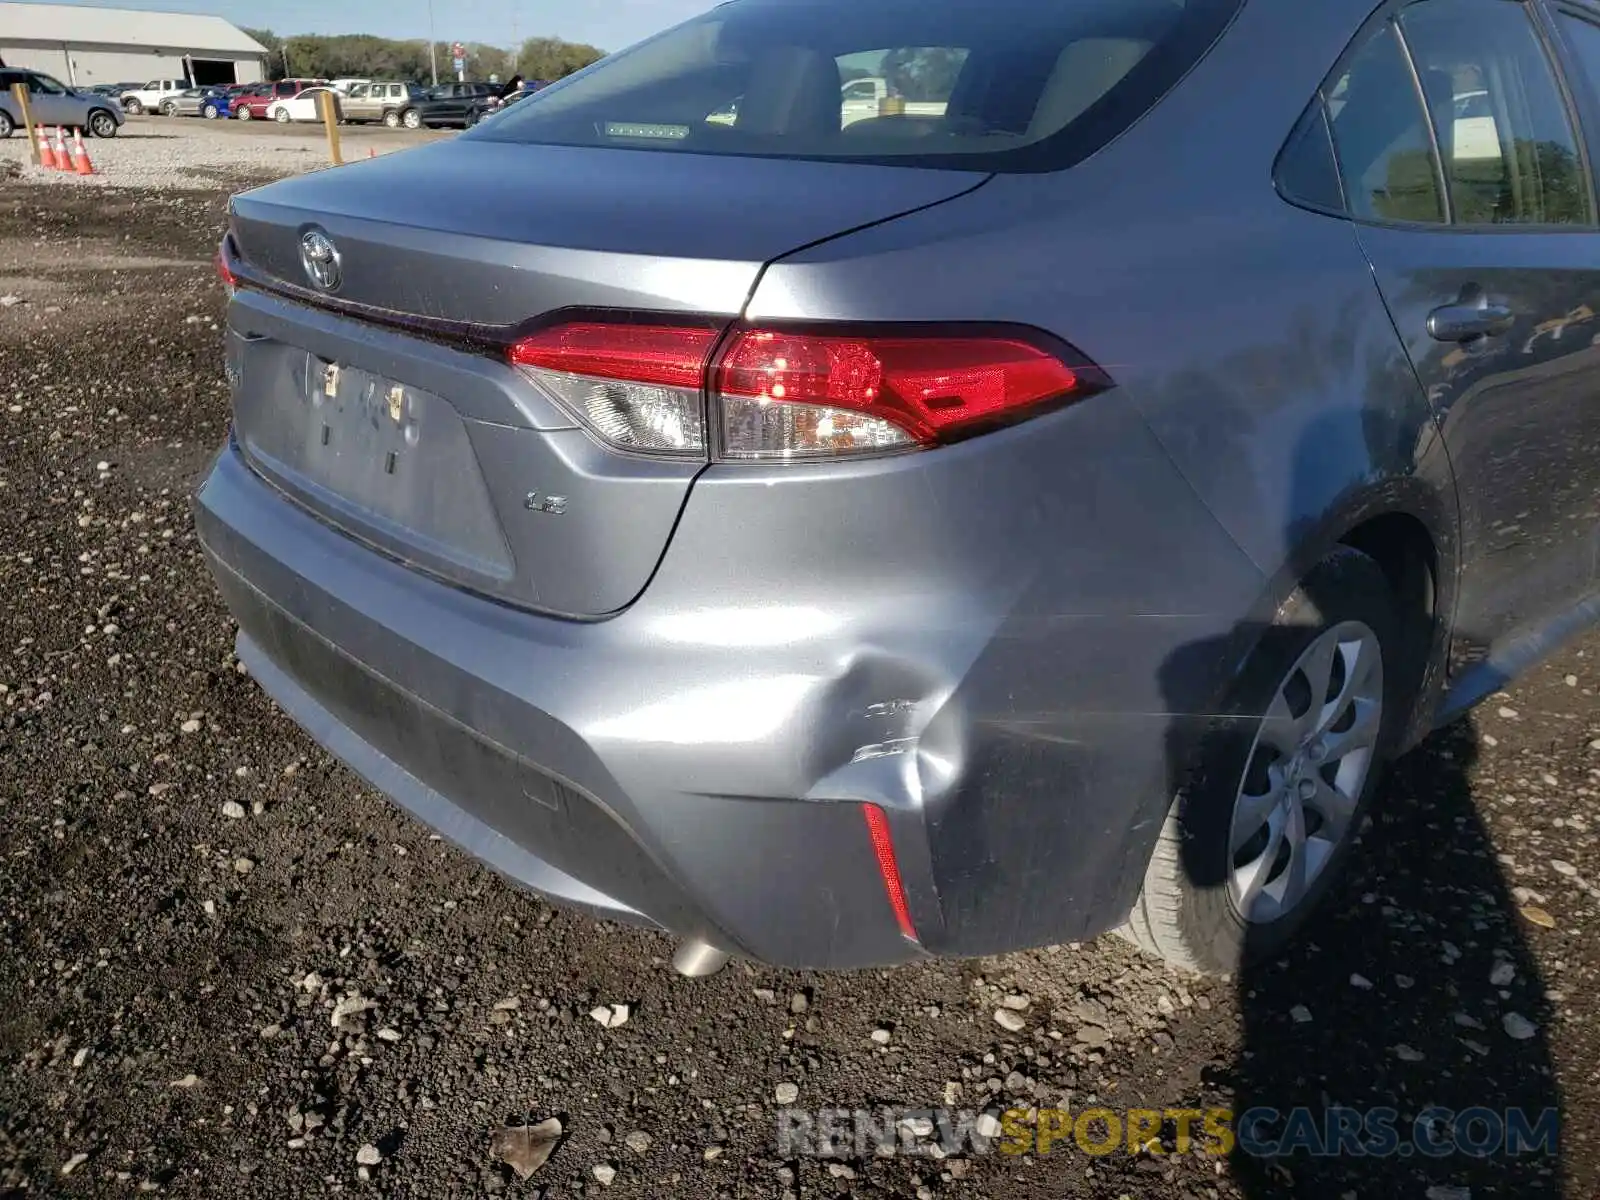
[53,127,71,172]
[71,130,95,176]
[37,127,56,170]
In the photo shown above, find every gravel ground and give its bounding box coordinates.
[0,117,447,191]
[0,181,1597,1200]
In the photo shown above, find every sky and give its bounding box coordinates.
[29,0,716,52]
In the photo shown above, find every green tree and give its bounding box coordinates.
[515,36,606,81]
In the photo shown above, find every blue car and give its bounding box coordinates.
[166,86,232,119]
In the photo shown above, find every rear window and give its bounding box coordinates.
[473,0,1240,171]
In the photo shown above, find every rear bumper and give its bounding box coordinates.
[197,397,1265,967]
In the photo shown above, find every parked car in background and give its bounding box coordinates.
[234,79,328,121]
[265,86,341,123]
[340,81,428,127]
[404,81,499,128]
[120,78,188,115]
[0,68,124,137]
[163,86,228,118]
[838,75,947,126]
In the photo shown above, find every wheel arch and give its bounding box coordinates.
[1270,480,1458,752]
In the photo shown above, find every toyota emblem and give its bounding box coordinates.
[300,229,342,292]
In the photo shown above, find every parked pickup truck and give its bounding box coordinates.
[120,79,189,116]
[839,76,947,126]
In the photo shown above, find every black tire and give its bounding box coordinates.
[160,100,177,116]
[237,106,253,122]
[202,103,219,120]
[1119,547,1410,974]
[402,108,422,129]
[124,98,143,115]
[0,111,13,139]
[383,110,401,129]
[88,110,118,138]
[274,108,291,123]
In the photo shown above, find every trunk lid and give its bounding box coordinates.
[225,140,985,617]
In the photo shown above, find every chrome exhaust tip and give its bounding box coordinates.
[671,938,731,978]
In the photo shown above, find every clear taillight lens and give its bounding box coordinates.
[510,322,717,456]
[506,320,1100,461]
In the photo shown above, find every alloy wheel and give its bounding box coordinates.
[1228,620,1383,924]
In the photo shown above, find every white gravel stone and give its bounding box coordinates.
[1502,1012,1538,1041]
[355,1144,382,1166]
[624,1130,651,1155]
[221,801,246,820]
[870,1028,892,1045]
[993,1009,1026,1033]
[774,1082,800,1104]
[1489,961,1516,987]
[592,1164,616,1186]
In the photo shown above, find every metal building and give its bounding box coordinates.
[0,3,266,89]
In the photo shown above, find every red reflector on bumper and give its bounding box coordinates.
[862,803,918,942]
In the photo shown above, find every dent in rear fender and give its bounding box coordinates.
[630,397,1266,954]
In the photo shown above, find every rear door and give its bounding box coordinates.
[1329,0,1600,663]
[26,72,73,124]
[433,84,467,122]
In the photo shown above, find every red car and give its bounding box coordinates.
[235,79,327,121]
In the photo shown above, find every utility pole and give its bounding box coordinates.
[426,0,439,86]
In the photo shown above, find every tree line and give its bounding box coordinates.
[241,30,606,85]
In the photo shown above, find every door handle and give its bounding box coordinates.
[1427,292,1515,343]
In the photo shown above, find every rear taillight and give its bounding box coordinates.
[507,320,1102,461]
[716,329,1083,459]
[510,322,716,456]
[216,245,237,296]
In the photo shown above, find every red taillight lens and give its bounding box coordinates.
[509,322,717,390]
[507,320,1098,461]
[716,329,1082,458]
[216,246,237,296]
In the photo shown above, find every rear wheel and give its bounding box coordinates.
[88,110,118,138]
[402,108,422,129]
[237,106,253,121]
[124,98,143,116]
[202,102,219,120]
[159,100,177,116]
[0,111,13,139]
[383,110,401,129]
[1119,547,1408,975]
[274,108,291,123]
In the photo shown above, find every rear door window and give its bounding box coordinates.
[474,0,1242,171]
[1399,0,1590,225]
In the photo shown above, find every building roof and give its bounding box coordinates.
[0,3,267,55]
